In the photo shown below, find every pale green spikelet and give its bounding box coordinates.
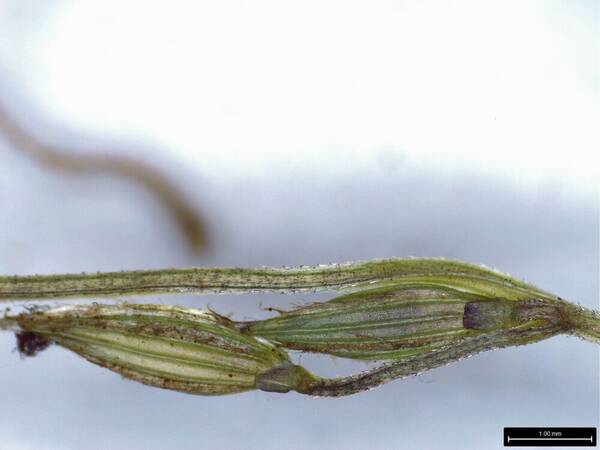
[13,303,291,395]
[240,280,568,361]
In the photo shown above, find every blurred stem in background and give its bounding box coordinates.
[0,101,209,252]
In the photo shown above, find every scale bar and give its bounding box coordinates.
[504,427,596,447]
[509,437,593,441]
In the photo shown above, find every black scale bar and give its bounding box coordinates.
[504,428,596,447]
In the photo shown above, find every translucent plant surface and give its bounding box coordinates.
[1,258,599,399]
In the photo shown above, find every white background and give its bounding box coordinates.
[0,1,598,449]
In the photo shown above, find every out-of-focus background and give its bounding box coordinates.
[0,1,598,449]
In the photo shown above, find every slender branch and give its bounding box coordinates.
[263,324,565,397]
[0,258,559,301]
[561,303,600,344]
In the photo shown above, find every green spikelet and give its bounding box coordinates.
[241,280,566,361]
[14,303,291,395]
